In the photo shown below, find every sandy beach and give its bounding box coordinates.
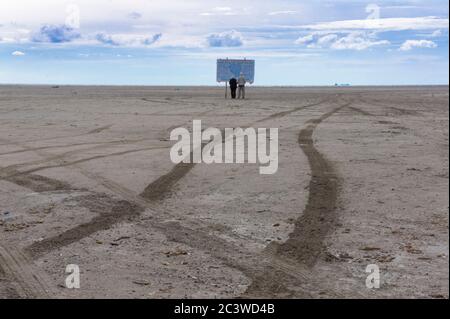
[0,85,448,298]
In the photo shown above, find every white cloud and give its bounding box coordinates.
[128,12,142,20]
[399,39,438,51]
[294,34,314,45]
[12,50,25,56]
[431,29,442,37]
[175,50,319,59]
[268,11,297,16]
[213,7,232,12]
[200,6,240,16]
[206,30,243,47]
[0,26,31,43]
[296,31,390,50]
[305,33,339,48]
[0,1,447,53]
[32,24,80,43]
[417,29,446,39]
[317,34,339,45]
[302,17,449,31]
[331,32,390,50]
[153,34,205,48]
[95,32,162,47]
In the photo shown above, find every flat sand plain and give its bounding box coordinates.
[0,85,448,298]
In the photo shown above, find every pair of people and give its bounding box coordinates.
[229,73,246,99]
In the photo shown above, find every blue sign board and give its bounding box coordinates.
[216,59,255,83]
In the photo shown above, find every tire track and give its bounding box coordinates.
[2,98,339,298]
[57,98,334,295]
[244,101,351,297]
[253,98,330,124]
[277,102,350,265]
[0,139,159,175]
[140,163,195,201]
[0,243,55,298]
[25,194,144,258]
[3,169,72,192]
[92,169,353,298]
[348,106,374,116]
[140,98,330,201]
[1,145,169,179]
[87,124,113,134]
[141,98,175,105]
[0,95,224,298]
[53,168,345,298]
[129,98,353,298]
[0,138,147,156]
[0,143,168,297]
[6,104,225,261]
[358,97,421,116]
[0,122,113,147]
[20,98,328,261]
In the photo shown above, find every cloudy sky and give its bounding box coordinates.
[0,0,448,85]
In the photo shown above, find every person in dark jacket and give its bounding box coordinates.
[229,77,237,99]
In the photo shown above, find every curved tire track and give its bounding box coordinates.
[244,101,351,297]
[274,102,350,266]
[140,98,330,201]
[25,194,144,258]
[1,97,342,298]
[22,99,328,254]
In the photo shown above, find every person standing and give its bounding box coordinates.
[237,72,246,99]
[229,77,237,99]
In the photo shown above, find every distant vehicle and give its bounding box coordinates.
[334,83,351,87]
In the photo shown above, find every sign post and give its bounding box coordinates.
[216,58,255,99]
[225,81,228,99]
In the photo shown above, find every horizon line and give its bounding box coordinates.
[1,83,449,87]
